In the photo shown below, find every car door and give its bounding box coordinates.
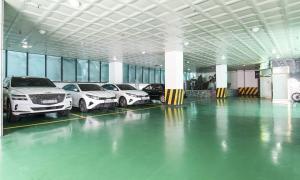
[152,84,163,98]
[143,85,154,97]
[103,84,120,99]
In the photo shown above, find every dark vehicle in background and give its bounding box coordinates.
[142,84,165,103]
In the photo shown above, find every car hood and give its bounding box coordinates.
[122,90,148,96]
[11,87,66,95]
[84,91,116,98]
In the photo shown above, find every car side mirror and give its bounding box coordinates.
[3,86,8,89]
[113,88,118,91]
[73,89,79,92]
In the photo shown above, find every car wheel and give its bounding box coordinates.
[58,110,70,117]
[7,99,20,122]
[160,95,165,103]
[79,99,88,112]
[119,97,127,107]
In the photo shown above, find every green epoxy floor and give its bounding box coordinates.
[1,98,300,180]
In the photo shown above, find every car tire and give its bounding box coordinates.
[119,97,127,107]
[79,99,88,112]
[7,99,20,122]
[160,95,165,103]
[58,110,70,117]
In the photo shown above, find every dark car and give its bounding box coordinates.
[142,84,165,103]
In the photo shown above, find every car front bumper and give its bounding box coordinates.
[11,98,72,116]
[86,98,118,110]
[127,96,151,105]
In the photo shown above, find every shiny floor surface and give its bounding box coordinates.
[1,98,300,180]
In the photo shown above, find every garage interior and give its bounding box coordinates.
[1,0,300,179]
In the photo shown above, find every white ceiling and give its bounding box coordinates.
[4,0,300,69]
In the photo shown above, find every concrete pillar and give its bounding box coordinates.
[0,0,3,136]
[216,64,227,98]
[109,61,123,84]
[164,50,184,105]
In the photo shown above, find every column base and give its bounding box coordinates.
[238,87,259,96]
[216,88,227,98]
[165,89,185,105]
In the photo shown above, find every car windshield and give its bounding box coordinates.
[78,84,104,91]
[11,77,56,87]
[117,84,137,90]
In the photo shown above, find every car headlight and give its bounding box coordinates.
[86,94,100,100]
[126,93,138,98]
[11,94,28,101]
[66,93,72,99]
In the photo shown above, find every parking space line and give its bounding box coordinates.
[70,113,86,118]
[3,105,162,130]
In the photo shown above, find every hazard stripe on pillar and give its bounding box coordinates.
[238,87,259,96]
[216,88,227,98]
[165,89,185,105]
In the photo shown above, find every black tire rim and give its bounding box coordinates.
[79,100,86,112]
[120,98,127,107]
[292,93,300,102]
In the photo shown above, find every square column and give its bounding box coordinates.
[164,51,184,105]
[0,0,3,136]
[109,62,123,84]
[216,64,227,98]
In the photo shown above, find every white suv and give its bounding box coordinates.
[3,77,72,121]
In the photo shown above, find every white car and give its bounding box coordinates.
[62,83,118,112]
[3,76,72,121]
[102,84,150,107]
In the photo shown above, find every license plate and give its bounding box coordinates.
[42,99,57,104]
[141,97,148,100]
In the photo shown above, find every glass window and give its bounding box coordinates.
[143,67,149,83]
[149,68,155,83]
[2,50,6,79]
[155,69,160,83]
[28,54,45,77]
[161,70,165,84]
[47,56,61,81]
[129,65,136,83]
[7,51,26,77]
[136,66,143,83]
[123,64,129,83]
[101,62,109,82]
[89,61,100,82]
[63,58,76,82]
[77,59,88,82]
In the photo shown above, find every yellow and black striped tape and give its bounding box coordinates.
[216,88,227,98]
[164,89,185,105]
[238,87,259,96]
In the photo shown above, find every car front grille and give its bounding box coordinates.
[29,94,65,105]
[31,105,64,111]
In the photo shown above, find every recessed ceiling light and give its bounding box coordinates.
[113,56,117,61]
[187,68,191,71]
[39,29,46,35]
[186,61,190,64]
[160,64,163,67]
[251,27,260,33]
[142,51,146,54]
[276,55,280,59]
[68,0,81,8]
[243,64,246,67]
[184,42,189,46]
[22,44,32,49]
[221,55,226,60]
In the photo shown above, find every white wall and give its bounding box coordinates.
[228,71,237,89]
[260,77,272,99]
[237,70,258,88]
[272,66,289,102]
